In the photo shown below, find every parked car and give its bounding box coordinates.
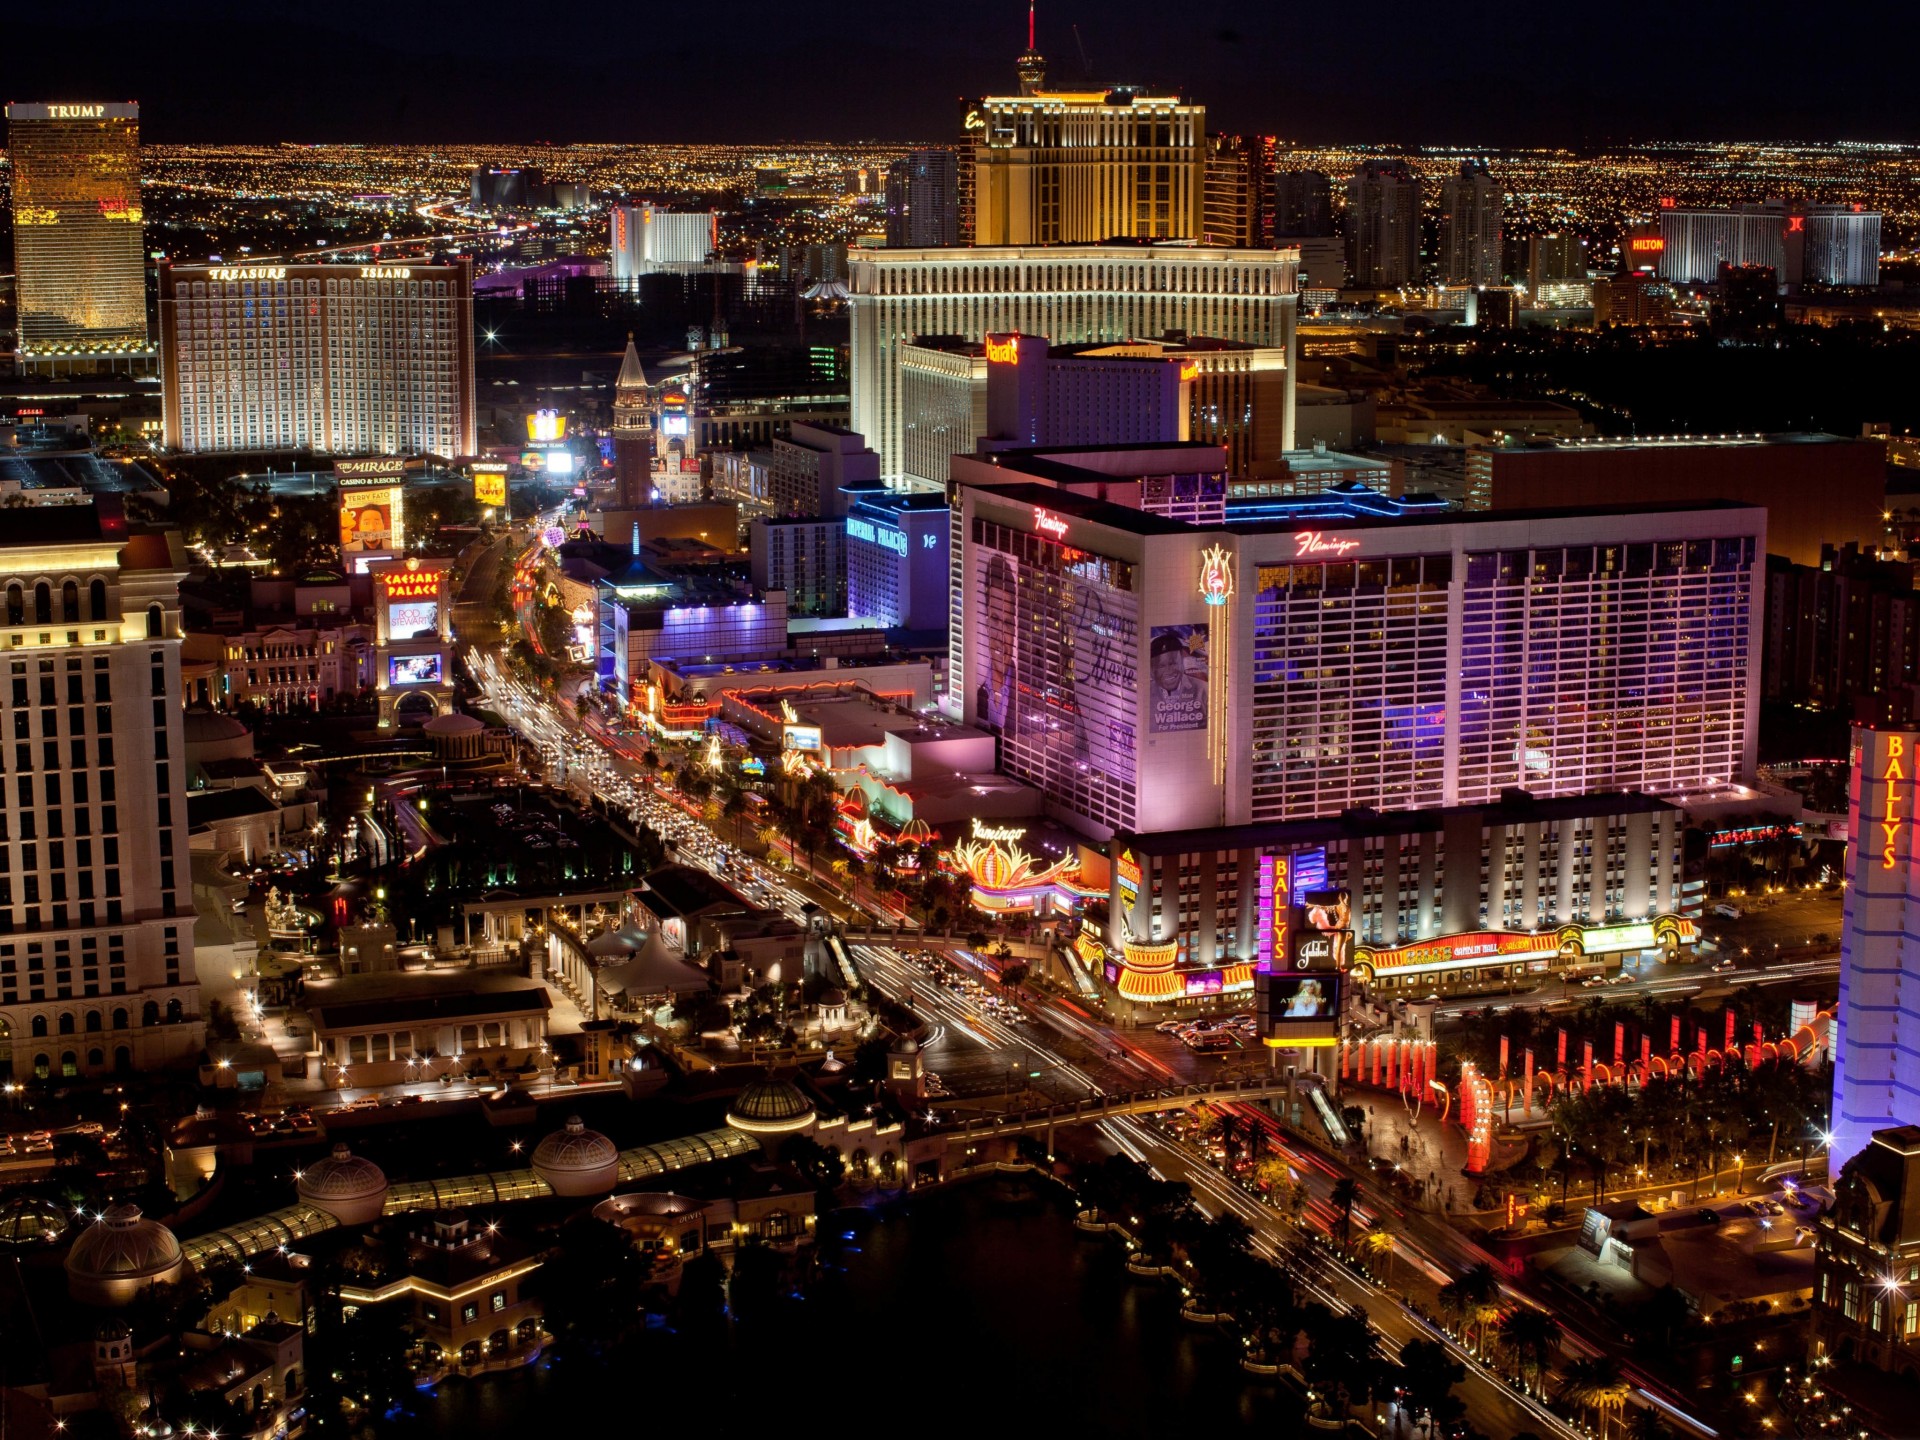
[1712,903,1744,920]
[1698,1208,1722,1225]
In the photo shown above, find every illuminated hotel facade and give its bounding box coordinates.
[5,103,153,368]
[896,333,1291,485]
[159,261,476,459]
[1095,792,1695,1001]
[850,244,1298,477]
[953,483,1764,842]
[1831,726,1920,1173]
[969,86,1206,246]
[0,504,205,1077]
[948,480,1757,1005]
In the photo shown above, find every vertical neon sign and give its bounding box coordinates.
[1885,735,1907,870]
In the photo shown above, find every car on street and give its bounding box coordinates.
[1697,1207,1722,1225]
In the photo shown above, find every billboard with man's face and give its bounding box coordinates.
[1148,624,1207,733]
[342,499,395,553]
[971,532,1139,793]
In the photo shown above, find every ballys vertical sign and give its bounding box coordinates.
[1885,735,1908,871]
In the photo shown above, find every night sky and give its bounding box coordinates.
[3,0,1911,146]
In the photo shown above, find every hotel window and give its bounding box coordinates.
[1906,1299,1918,1338]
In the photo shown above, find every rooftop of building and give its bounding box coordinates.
[1116,789,1681,857]
[186,788,280,825]
[1472,431,1865,455]
[845,488,950,516]
[303,972,551,1033]
[634,864,754,920]
[966,477,1765,538]
[851,242,1295,265]
[0,496,131,549]
[735,685,965,752]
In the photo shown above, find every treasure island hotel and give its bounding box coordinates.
[5,103,155,372]
[160,260,477,459]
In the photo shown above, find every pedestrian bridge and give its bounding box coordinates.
[932,1075,1299,1140]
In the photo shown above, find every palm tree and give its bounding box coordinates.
[1358,1223,1396,1288]
[1559,1355,1632,1440]
[1330,1176,1360,1248]
[1439,1262,1502,1353]
[1497,1305,1563,1396]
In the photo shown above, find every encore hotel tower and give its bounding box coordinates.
[5,102,152,368]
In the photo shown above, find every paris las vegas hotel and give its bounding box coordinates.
[867,41,1756,1006]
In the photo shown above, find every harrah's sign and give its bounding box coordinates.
[1294,530,1360,558]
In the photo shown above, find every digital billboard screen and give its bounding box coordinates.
[473,469,508,507]
[784,724,823,752]
[661,415,689,437]
[340,497,396,554]
[389,654,443,687]
[1266,974,1338,1020]
[389,600,438,638]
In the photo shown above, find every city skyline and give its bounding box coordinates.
[3,2,1915,147]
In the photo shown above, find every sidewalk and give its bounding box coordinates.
[1350,1090,1478,1214]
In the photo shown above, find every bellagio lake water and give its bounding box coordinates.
[404,1179,1304,1437]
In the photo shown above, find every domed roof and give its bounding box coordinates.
[64,1205,182,1283]
[532,1116,617,1174]
[297,1144,388,1204]
[727,1075,816,1134]
[817,986,848,1008]
[0,1194,70,1247]
[423,712,484,736]
[182,709,250,745]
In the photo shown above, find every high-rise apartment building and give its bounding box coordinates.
[159,261,476,459]
[969,46,1205,245]
[5,103,152,369]
[609,207,719,281]
[849,244,1298,475]
[1273,170,1334,238]
[1527,232,1587,301]
[884,151,961,248]
[1345,159,1422,288]
[1203,134,1268,247]
[0,503,204,1078]
[1439,159,1502,287]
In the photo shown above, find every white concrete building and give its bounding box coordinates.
[609,207,719,280]
[0,504,205,1078]
[850,244,1298,477]
[159,260,476,459]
